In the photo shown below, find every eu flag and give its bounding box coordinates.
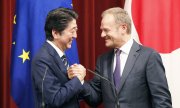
[11,0,79,108]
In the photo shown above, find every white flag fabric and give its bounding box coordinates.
[124,0,180,107]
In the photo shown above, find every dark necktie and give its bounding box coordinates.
[61,55,69,70]
[113,49,121,92]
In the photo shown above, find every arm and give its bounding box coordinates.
[32,58,83,107]
[80,58,103,107]
[67,59,103,107]
[146,51,172,108]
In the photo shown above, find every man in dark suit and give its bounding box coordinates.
[31,7,86,108]
[68,7,172,108]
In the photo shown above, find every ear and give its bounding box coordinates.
[120,24,128,33]
[121,24,127,30]
[52,29,59,39]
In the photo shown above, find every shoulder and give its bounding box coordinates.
[32,42,54,65]
[132,40,159,55]
[97,49,114,60]
[129,40,162,62]
[139,44,160,55]
[136,43,162,63]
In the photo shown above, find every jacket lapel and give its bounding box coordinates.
[104,50,118,96]
[45,42,67,75]
[107,50,115,84]
[118,41,140,93]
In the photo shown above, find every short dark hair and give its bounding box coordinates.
[44,7,78,41]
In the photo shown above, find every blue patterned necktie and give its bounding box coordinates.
[113,49,121,92]
[61,55,69,70]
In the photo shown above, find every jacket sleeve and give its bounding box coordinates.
[146,51,172,108]
[80,57,102,107]
[32,57,82,107]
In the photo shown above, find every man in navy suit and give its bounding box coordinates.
[68,7,172,108]
[31,7,86,108]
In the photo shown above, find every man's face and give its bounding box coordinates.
[100,14,124,48]
[53,19,78,52]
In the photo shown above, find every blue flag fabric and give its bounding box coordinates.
[11,0,79,108]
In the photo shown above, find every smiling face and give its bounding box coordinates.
[100,14,127,48]
[52,19,78,52]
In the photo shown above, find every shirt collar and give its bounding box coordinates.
[115,38,133,55]
[47,40,64,58]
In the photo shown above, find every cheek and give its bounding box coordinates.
[58,37,69,45]
[111,32,120,40]
[66,36,73,45]
[63,34,72,41]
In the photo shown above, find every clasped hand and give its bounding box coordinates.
[67,64,86,81]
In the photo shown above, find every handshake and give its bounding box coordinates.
[67,64,86,82]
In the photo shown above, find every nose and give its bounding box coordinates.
[72,31,77,38]
[101,31,106,38]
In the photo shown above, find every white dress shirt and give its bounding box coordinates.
[113,38,133,76]
[47,40,64,58]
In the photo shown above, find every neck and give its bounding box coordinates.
[52,41,65,53]
[116,34,131,48]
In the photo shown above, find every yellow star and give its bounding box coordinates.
[18,49,30,63]
[14,15,16,24]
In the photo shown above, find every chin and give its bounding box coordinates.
[105,43,112,48]
[67,45,72,49]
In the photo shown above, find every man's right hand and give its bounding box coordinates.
[67,64,86,81]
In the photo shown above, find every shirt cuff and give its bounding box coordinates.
[81,80,84,85]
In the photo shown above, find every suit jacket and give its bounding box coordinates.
[31,42,82,108]
[82,40,172,108]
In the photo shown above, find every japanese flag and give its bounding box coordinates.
[124,0,180,107]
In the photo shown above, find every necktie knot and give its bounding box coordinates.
[115,49,121,56]
[61,55,69,69]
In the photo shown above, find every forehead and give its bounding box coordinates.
[101,14,116,28]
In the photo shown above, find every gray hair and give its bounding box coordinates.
[102,7,131,34]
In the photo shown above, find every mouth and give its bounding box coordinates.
[104,36,111,42]
[68,39,73,45]
[69,38,73,42]
[105,35,111,39]
[105,39,109,42]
